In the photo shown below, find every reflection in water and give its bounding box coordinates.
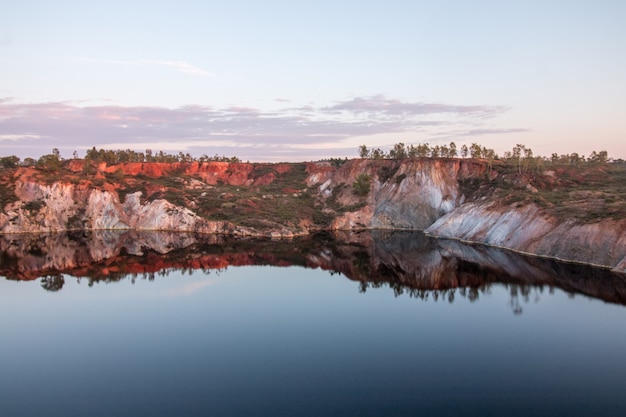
[1,230,625,312]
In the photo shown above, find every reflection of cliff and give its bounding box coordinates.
[0,231,626,304]
[1,231,625,307]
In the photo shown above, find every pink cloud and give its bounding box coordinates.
[0,96,522,160]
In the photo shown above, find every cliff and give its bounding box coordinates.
[0,158,624,271]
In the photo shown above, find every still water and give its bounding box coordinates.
[1,231,625,417]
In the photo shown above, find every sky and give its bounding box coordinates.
[1,0,625,162]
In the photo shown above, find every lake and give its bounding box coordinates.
[1,231,625,417]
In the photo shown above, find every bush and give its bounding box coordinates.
[23,199,45,213]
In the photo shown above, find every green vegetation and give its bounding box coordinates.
[84,147,242,164]
[461,161,626,222]
[23,199,45,214]
[353,173,371,196]
[359,141,465,159]
[0,181,18,208]
[0,156,19,169]
[377,164,400,183]
[357,141,613,172]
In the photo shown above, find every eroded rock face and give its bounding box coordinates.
[306,158,484,230]
[425,202,626,273]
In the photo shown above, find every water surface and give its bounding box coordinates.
[1,231,625,417]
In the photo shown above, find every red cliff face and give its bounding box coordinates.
[98,161,292,187]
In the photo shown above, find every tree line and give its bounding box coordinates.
[0,143,619,171]
[0,148,242,170]
[357,142,616,173]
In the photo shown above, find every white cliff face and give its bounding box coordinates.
[87,190,129,230]
[128,199,198,231]
[426,202,626,273]
[1,182,209,234]
[0,182,79,233]
[370,160,462,229]
[309,159,473,230]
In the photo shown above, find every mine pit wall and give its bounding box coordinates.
[0,158,624,272]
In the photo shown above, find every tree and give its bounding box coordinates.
[371,148,384,159]
[461,144,469,158]
[358,145,370,158]
[416,143,430,158]
[511,144,524,174]
[389,143,407,159]
[589,150,609,164]
[353,173,371,196]
[0,155,19,168]
[37,154,61,171]
[22,158,36,167]
[41,274,65,292]
[449,142,458,158]
[551,153,559,164]
[469,143,482,159]
[85,147,99,161]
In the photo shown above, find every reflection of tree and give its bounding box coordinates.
[41,274,65,292]
[352,251,371,276]
[506,284,544,315]
[357,280,550,315]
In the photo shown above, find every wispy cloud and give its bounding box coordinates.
[0,95,525,160]
[461,128,530,136]
[320,95,506,118]
[75,57,214,77]
[141,60,214,77]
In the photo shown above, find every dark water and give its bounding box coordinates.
[1,231,625,417]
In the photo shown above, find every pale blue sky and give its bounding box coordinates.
[1,0,625,161]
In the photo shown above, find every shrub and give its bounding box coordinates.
[353,174,371,196]
[23,199,45,213]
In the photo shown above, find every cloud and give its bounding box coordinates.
[0,96,523,160]
[75,57,214,77]
[461,128,531,136]
[321,95,506,118]
[141,60,214,77]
